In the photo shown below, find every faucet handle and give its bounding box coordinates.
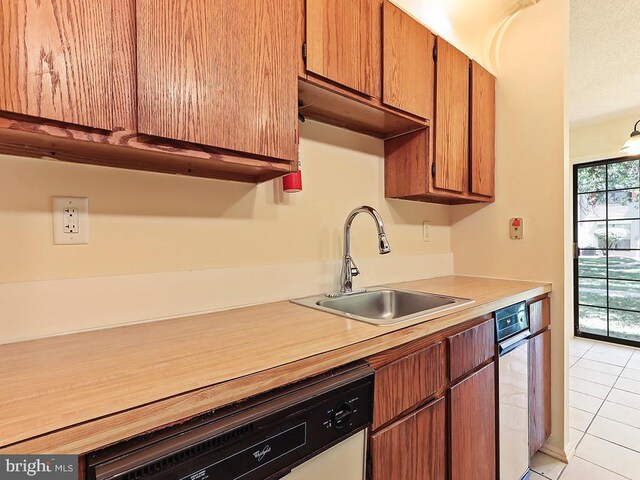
[350,258,360,277]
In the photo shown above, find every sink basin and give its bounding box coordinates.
[291,288,474,326]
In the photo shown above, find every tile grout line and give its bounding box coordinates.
[571,456,633,480]
[587,421,640,456]
[558,339,635,479]
[567,342,611,403]
[566,340,638,479]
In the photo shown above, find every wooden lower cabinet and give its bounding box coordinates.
[529,297,551,336]
[372,342,444,429]
[529,328,552,455]
[368,318,498,480]
[416,398,447,479]
[449,362,496,480]
[447,318,494,382]
[370,397,446,480]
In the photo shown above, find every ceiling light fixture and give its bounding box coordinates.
[621,120,640,156]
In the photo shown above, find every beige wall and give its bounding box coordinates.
[0,121,455,342]
[571,110,640,163]
[0,121,451,284]
[450,0,569,458]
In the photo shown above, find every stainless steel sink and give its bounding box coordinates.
[291,288,474,326]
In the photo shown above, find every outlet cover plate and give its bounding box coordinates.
[53,196,89,245]
[423,221,431,242]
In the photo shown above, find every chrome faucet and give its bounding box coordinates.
[336,206,391,296]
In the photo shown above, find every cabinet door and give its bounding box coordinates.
[416,398,447,480]
[450,363,496,480]
[306,0,381,98]
[137,0,298,161]
[470,61,495,197]
[433,38,469,193]
[382,1,435,119]
[447,318,495,382]
[370,398,446,480]
[370,411,416,480]
[372,342,444,429]
[530,329,552,455]
[529,297,551,336]
[0,0,116,130]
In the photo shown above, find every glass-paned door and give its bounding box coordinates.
[575,157,640,346]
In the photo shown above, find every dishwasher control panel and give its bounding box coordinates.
[495,301,529,342]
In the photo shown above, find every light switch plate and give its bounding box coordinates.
[53,197,89,245]
[510,217,523,239]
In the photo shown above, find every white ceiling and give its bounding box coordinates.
[570,0,640,125]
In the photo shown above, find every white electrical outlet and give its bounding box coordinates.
[423,221,431,242]
[53,197,89,245]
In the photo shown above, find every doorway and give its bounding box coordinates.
[574,157,640,346]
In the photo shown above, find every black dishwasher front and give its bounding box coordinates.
[87,363,373,480]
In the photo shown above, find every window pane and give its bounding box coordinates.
[608,251,640,280]
[579,278,607,307]
[609,280,640,311]
[608,220,640,249]
[578,305,608,336]
[578,221,607,249]
[577,165,606,193]
[579,251,606,278]
[578,192,606,221]
[608,189,640,220]
[610,309,640,342]
[576,160,640,345]
[608,160,640,190]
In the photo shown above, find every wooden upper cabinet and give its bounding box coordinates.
[433,37,469,193]
[0,0,120,130]
[382,1,435,119]
[306,0,382,98]
[136,0,298,162]
[470,61,496,198]
[450,362,496,480]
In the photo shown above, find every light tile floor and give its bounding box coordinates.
[530,337,640,480]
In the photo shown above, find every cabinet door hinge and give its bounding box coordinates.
[573,242,579,259]
[302,42,307,65]
[431,163,436,177]
[433,44,438,62]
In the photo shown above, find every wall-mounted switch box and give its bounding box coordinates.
[53,197,88,245]
[510,217,524,239]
